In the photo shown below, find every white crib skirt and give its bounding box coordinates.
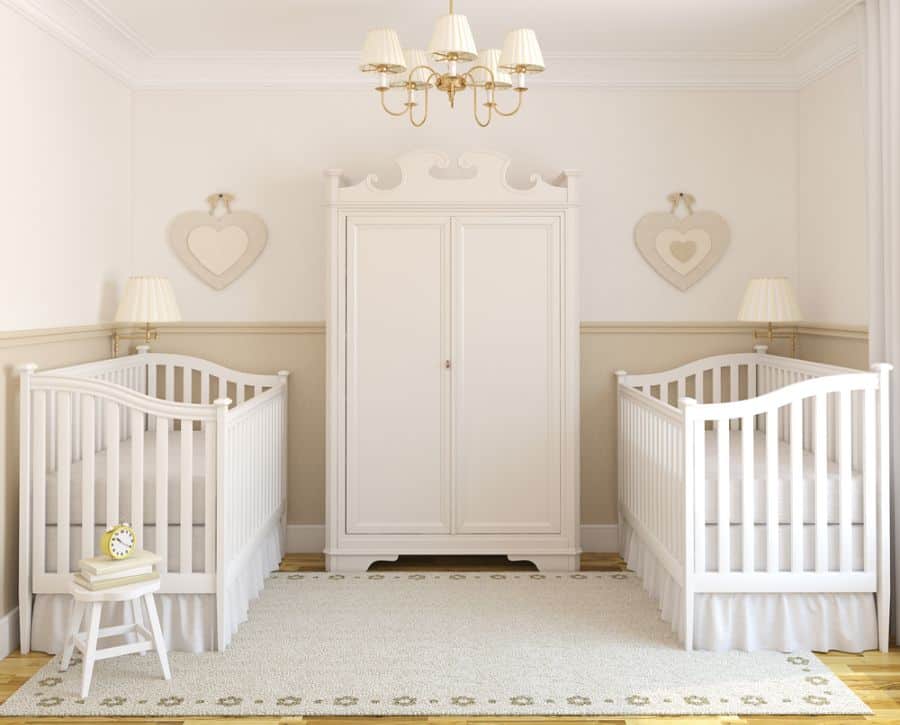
[30,522,283,653]
[622,519,877,652]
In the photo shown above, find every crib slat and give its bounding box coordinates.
[33,391,47,578]
[130,409,144,549]
[716,419,730,573]
[863,388,876,574]
[766,409,779,572]
[48,391,56,472]
[165,365,174,402]
[81,396,95,559]
[839,390,852,572]
[747,362,757,399]
[790,400,803,573]
[729,365,740,431]
[677,378,685,403]
[205,422,215,573]
[814,393,828,572]
[57,393,71,574]
[155,419,168,574]
[105,402,120,526]
[183,367,193,404]
[694,419,706,574]
[201,372,210,405]
[147,363,157,431]
[696,371,705,404]
[180,421,193,575]
[741,415,754,573]
[712,368,721,404]
[237,383,246,405]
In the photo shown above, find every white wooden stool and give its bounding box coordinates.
[60,578,171,698]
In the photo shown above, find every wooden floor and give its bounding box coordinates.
[2,553,898,724]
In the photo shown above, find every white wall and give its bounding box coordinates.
[131,88,799,322]
[797,57,867,326]
[0,4,132,332]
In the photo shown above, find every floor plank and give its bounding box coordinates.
[2,553,895,723]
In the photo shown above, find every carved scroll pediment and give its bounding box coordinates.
[327,150,579,206]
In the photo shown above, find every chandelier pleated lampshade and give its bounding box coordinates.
[428,13,477,61]
[391,48,432,88]
[499,28,545,72]
[360,28,407,73]
[469,49,512,88]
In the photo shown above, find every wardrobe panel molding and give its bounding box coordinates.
[325,151,581,572]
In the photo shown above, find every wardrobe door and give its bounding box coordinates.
[452,217,562,533]
[345,217,451,534]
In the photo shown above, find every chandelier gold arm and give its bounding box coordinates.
[463,65,495,127]
[379,88,409,116]
[493,88,525,117]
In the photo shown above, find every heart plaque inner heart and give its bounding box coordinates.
[169,194,268,290]
[634,193,730,291]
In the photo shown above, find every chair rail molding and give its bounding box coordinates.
[2,0,862,91]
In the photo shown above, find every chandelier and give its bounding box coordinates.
[359,1,545,128]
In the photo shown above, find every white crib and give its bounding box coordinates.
[18,347,288,653]
[617,347,891,652]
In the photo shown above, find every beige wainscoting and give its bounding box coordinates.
[0,321,867,621]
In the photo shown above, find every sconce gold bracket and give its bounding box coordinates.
[113,323,158,357]
[752,322,799,358]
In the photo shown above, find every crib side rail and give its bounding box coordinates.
[617,381,687,585]
[20,372,219,604]
[622,352,760,408]
[684,365,889,631]
[143,353,284,409]
[216,375,288,650]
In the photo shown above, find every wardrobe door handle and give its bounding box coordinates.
[444,360,451,369]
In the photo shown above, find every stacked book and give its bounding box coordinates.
[75,550,161,591]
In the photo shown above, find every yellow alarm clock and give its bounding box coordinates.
[100,523,137,560]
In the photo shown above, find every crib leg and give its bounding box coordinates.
[877,588,889,653]
[683,588,694,651]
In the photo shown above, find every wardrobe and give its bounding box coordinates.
[324,151,581,572]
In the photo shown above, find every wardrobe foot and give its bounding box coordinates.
[507,554,580,572]
[325,554,399,572]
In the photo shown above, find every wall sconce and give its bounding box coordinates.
[113,277,181,356]
[737,276,803,357]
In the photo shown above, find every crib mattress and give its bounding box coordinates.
[702,429,864,525]
[43,430,208,526]
[701,522,864,573]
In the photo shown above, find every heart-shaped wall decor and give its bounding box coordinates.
[634,195,729,291]
[169,194,268,290]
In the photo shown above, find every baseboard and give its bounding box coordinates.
[0,607,19,659]
[287,524,325,552]
[286,524,620,555]
[580,524,620,553]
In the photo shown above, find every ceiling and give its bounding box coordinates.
[95,0,855,56]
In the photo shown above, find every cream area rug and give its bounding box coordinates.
[2,571,868,716]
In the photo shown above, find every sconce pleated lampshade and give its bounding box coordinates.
[428,13,477,61]
[499,28,545,72]
[737,277,803,322]
[114,277,181,323]
[360,28,407,73]
[469,48,512,88]
[391,48,433,88]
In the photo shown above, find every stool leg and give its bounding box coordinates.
[131,598,147,655]
[60,600,86,672]
[143,593,171,680]
[81,603,102,699]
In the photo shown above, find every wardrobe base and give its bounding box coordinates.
[324,551,581,573]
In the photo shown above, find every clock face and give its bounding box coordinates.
[108,526,135,559]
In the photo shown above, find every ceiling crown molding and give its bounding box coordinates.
[3,0,862,91]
